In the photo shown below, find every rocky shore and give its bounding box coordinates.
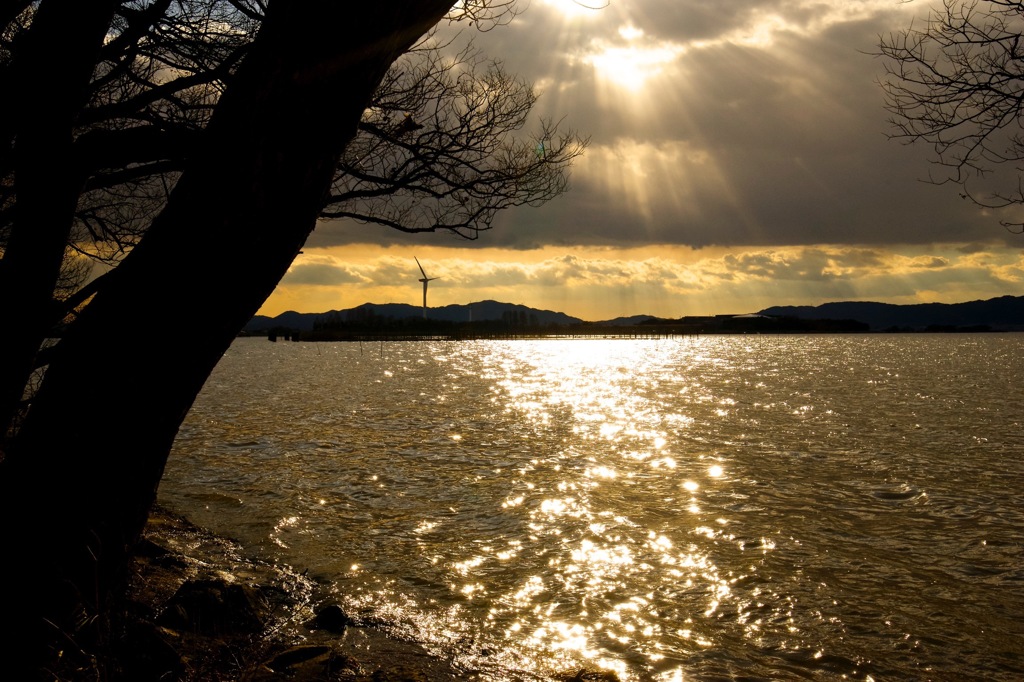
[103,505,619,682]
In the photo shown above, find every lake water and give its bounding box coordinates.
[159,335,1024,681]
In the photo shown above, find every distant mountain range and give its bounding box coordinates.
[245,295,1024,333]
[758,295,1024,331]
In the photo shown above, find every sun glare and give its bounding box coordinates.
[581,26,684,92]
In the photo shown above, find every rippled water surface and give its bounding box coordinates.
[161,335,1024,680]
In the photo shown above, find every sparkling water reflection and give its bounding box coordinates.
[161,335,1024,680]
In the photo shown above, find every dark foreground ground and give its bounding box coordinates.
[111,505,617,682]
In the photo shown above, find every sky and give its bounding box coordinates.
[259,0,1024,321]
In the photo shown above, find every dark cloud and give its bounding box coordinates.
[624,0,770,43]
[956,242,1000,255]
[919,256,950,269]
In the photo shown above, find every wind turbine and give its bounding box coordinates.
[415,257,439,319]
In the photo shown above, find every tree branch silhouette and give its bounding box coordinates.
[879,0,1024,231]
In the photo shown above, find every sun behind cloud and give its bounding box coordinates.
[582,26,685,91]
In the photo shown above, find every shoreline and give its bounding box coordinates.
[131,504,493,680]
[132,505,614,681]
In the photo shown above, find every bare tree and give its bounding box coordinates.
[0,2,581,676]
[327,41,587,238]
[879,0,1024,231]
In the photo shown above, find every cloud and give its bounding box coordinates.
[283,261,368,286]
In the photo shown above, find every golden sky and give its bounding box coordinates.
[261,241,1024,321]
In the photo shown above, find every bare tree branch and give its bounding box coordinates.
[878,0,1024,231]
[324,43,586,237]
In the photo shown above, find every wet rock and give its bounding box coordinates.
[253,645,358,681]
[134,536,191,570]
[156,578,269,634]
[264,644,332,670]
[309,603,350,632]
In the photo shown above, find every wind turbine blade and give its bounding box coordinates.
[414,257,428,279]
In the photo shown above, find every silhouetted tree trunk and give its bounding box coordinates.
[0,2,454,675]
[0,0,120,441]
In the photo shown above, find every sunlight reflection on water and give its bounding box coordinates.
[162,335,1024,681]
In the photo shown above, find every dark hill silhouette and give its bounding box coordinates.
[758,295,1024,331]
[601,314,658,326]
[246,300,583,332]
